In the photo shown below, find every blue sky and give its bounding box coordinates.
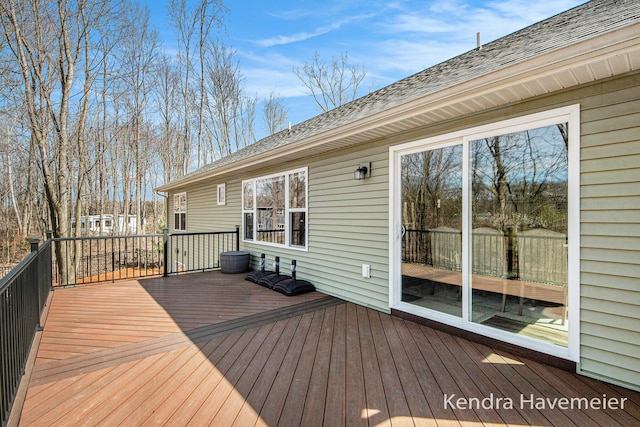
[144,0,585,138]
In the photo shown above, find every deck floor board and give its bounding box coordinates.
[277,308,325,427]
[300,304,335,427]
[16,271,640,426]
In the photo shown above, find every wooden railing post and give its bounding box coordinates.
[235,225,240,251]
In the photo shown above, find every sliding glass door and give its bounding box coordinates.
[469,125,569,346]
[392,107,577,358]
[400,144,463,317]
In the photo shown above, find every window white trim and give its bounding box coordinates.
[173,192,187,231]
[217,183,226,206]
[389,104,580,361]
[242,167,308,251]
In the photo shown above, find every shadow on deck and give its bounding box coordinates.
[17,271,640,426]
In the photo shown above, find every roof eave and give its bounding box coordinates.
[156,22,640,193]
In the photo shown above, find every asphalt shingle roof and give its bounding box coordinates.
[175,0,640,184]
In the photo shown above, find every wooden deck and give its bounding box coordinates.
[17,271,640,426]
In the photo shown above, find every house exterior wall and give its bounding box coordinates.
[167,71,640,390]
[575,74,640,389]
[182,146,392,312]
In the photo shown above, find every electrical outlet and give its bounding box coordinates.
[362,264,371,278]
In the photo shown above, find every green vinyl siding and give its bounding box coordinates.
[239,143,391,312]
[308,144,390,310]
[577,72,640,390]
[186,177,242,232]
[168,143,391,312]
[166,175,243,272]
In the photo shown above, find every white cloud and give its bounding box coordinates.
[267,8,322,21]
[243,67,305,98]
[372,38,471,76]
[256,13,376,47]
[235,51,306,98]
[486,0,583,22]
[384,14,457,34]
[367,0,584,80]
[227,0,587,128]
[256,28,332,47]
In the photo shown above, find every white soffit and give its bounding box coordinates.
[160,23,640,190]
[338,24,640,147]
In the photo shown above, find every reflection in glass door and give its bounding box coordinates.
[470,124,569,346]
[393,108,577,356]
[400,144,463,317]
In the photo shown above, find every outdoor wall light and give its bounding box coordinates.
[354,162,371,180]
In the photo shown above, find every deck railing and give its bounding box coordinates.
[52,233,165,286]
[0,239,52,427]
[0,266,16,280]
[255,228,305,247]
[165,229,239,276]
[51,227,240,286]
[403,227,567,285]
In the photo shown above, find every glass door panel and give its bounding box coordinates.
[400,144,463,317]
[470,124,569,346]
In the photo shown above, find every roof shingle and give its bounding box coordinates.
[173,0,640,184]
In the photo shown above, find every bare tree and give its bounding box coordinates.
[471,126,568,232]
[195,0,226,168]
[167,0,227,173]
[168,0,198,176]
[154,52,181,183]
[0,0,136,279]
[0,118,36,238]
[0,0,274,273]
[119,2,158,234]
[293,51,367,112]
[263,91,288,135]
[402,146,462,230]
[94,15,124,232]
[204,41,255,158]
[2,0,102,282]
[237,96,257,150]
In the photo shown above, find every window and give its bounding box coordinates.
[174,192,187,231]
[217,183,226,205]
[243,167,307,249]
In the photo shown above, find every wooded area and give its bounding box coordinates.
[0,1,370,271]
[0,0,285,267]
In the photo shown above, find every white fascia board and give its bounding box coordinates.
[155,23,640,193]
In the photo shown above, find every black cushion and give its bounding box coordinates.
[273,279,315,296]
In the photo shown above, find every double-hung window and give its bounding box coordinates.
[174,192,187,231]
[243,167,307,249]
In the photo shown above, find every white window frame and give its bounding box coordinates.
[173,192,187,231]
[389,105,580,362]
[242,167,308,251]
[217,183,226,206]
